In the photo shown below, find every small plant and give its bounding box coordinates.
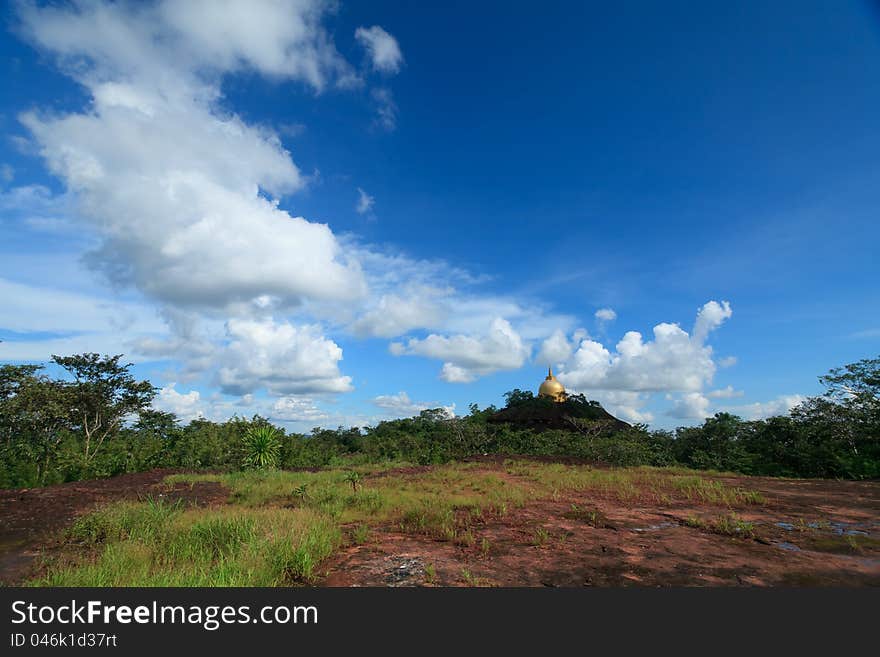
[713,514,755,537]
[533,527,550,547]
[351,524,370,545]
[562,506,607,527]
[424,562,436,584]
[343,471,361,493]
[292,484,309,503]
[461,568,475,585]
[242,425,281,469]
[684,516,705,529]
[480,538,491,556]
[457,530,476,547]
[686,514,754,538]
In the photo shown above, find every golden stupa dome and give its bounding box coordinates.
[538,367,566,402]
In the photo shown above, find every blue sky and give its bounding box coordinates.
[1,1,878,430]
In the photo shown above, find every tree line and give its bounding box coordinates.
[1,353,878,488]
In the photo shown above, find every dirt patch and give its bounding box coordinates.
[2,463,878,587]
[319,467,880,587]
[364,465,435,479]
[0,469,228,585]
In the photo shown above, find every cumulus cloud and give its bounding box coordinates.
[595,308,617,322]
[349,286,449,338]
[550,301,734,422]
[355,25,403,74]
[667,392,711,420]
[19,0,357,93]
[270,396,330,423]
[215,318,353,395]
[592,390,654,424]
[558,301,732,393]
[20,73,365,313]
[343,247,574,341]
[693,300,732,343]
[12,0,409,396]
[355,187,375,214]
[153,383,205,422]
[536,329,573,366]
[15,0,372,315]
[372,391,455,418]
[391,318,530,383]
[722,395,807,420]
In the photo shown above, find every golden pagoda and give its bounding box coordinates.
[538,366,566,402]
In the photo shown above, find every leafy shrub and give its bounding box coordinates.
[242,425,282,469]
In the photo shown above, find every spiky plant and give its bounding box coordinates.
[343,471,361,493]
[242,425,281,469]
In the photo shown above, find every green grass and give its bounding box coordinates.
[504,462,765,506]
[532,527,551,547]
[424,562,436,584]
[33,505,340,586]
[685,513,755,538]
[32,460,768,586]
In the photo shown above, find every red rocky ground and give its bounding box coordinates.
[1,463,878,586]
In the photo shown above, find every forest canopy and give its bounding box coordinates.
[1,354,878,488]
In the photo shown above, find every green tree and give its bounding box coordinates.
[789,355,880,477]
[503,389,535,407]
[0,364,73,484]
[51,353,155,464]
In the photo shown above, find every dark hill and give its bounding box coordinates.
[488,395,630,433]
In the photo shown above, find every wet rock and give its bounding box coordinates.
[383,556,426,586]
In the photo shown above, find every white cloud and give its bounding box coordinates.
[391,318,530,383]
[20,0,357,93]
[153,383,205,422]
[270,396,330,424]
[693,300,732,343]
[707,385,744,399]
[667,392,711,420]
[439,363,474,383]
[215,318,353,395]
[0,333,142,363]
[355,25,403,74]
[18,0,370,315]
[342,246,574,341]
[722,395,807,420]
[371,87,398,131]
[558,300,732,393]
[590,390,654,424]
[0,277,168,363]
[0,184,76,233]
[0,164,14,184]
[536,329,573,366]
[372,391,454,418]
[551,301,735,423]
[0,278,162,334]
[355,187,375,214]
[718,356,738,368]
[22,104,366,312]
[595,308,617,322]
[349,287,449,338]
